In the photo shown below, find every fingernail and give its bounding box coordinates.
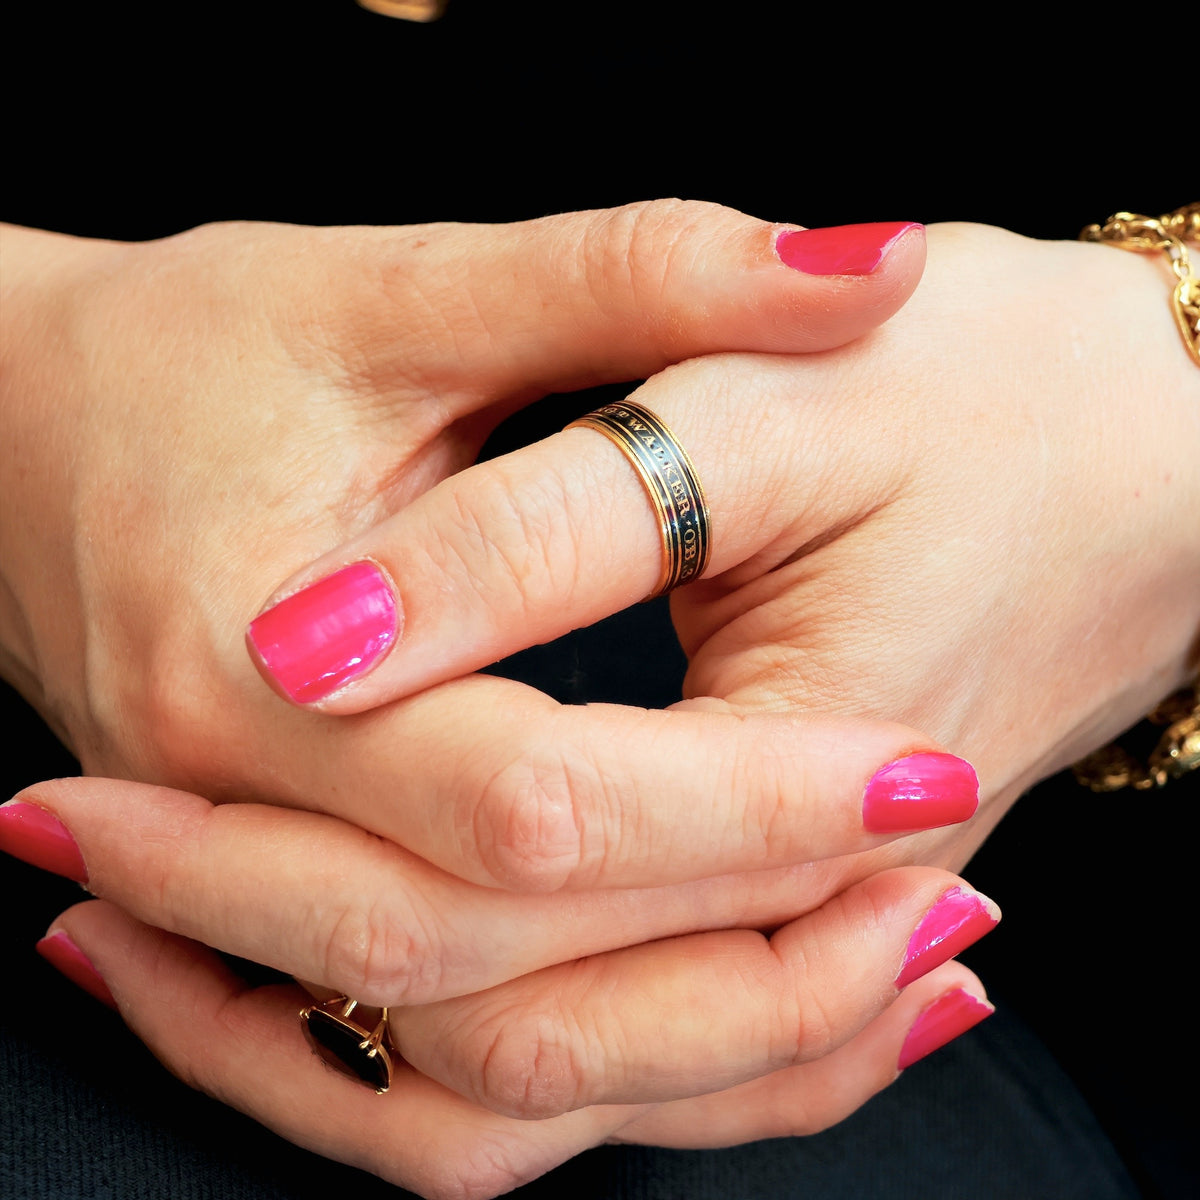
[896,886,1000,988]
[863,752,979,833]
[0,800,87,882]
[775,221,922,276]
[37,930,117,1009]
[898,987,994,1070]
[246,560,399,704]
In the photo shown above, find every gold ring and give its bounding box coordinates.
[567,400,711,598]
[300,994,395,1093]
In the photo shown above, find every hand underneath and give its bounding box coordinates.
[5,775,996,1199]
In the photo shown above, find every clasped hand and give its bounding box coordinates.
[2,201,1196,1199]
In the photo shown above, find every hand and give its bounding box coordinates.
[0,204,926,825]
[0,203,984,972]
[3,205,999,1192]
[8,775,996,1200]
[245,220,1200,882]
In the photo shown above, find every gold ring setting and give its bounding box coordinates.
[300,994,395,1093]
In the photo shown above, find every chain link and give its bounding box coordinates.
[1081,203,1200,365]
[1070,204,1200,791]
[1072,684,1200,791]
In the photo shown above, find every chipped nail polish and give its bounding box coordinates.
[898,987,994,1069]
[896,886,1000,988]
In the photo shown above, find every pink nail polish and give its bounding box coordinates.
[898,987,994,1069]
[246,560,398,704]
[775,221,922,276]
[37,930,117,1009]
[896,886,999,988]
[863,752,979,833]
[0,800,87,882]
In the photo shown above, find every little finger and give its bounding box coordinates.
[617,960,993,1147]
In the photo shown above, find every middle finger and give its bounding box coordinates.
[239,673,981,893]
[2,776,985,1007]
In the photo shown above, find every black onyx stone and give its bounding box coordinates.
[303,1010,392,1093]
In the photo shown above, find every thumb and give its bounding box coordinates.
[349,198,925,412]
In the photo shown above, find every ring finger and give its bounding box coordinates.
[389,866,999,1117]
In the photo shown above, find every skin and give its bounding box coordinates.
[1,201,990,1195]
[3,207,1197,1196]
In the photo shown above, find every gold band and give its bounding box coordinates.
[567,400,711,599]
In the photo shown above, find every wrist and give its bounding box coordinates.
[0,224,125,734]
[1066,218,1200,782]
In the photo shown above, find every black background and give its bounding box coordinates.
[2,3,1195,1198]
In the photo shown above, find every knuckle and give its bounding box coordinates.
[585,198,735,311]
[775,928,845,1066]
[90,637,218,783]
[321,897,444,1006]
[470,744,585,891]
[472,1002,589,1119]
[789,979,839,1064]
[441,464,575,615]
[392,1138,534,1200]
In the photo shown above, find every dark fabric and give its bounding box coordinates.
[2,2,1194,1197]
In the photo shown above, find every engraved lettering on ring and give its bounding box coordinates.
[565,400,711,599]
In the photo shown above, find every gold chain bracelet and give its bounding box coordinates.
[1080,203,1200,366]
[1072,683,1200,791]
[1070,204,1199,791]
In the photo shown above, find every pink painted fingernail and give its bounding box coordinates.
[0,800,87,882]
[896,886,1000,988]
[37,930,117,1009]
[775,221,922,275]
[863,752,979,833]
[246,560,399,704]
[898,987,994,1069]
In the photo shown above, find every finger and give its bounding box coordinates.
[3,768,978,1006]
[615,960,993,1147]
[40,900,626,1200]
[38,903,991,1196]
[389,869,999,1118]
[244,349,888,713]
[332,200,925,409]
[7,688,979,900]
[290,677,978,891]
